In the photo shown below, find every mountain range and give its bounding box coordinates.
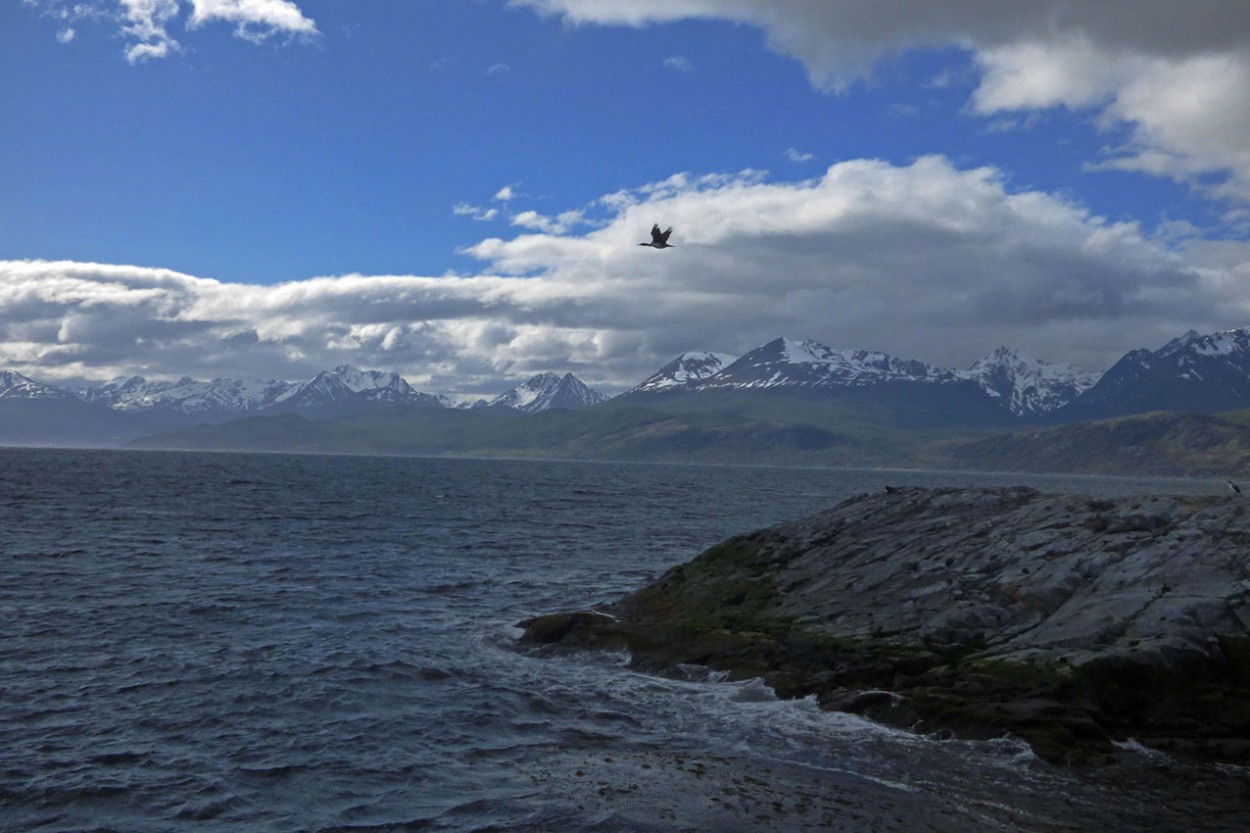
[75,365,446,423]
[0,364,614,446]
[2,337,1090,428]
[1044,329,1250,422]
[7,328,1250,470]
[626,338,1098,420]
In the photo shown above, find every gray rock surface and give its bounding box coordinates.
[519,487,1250,763]
[766,487,1250,666]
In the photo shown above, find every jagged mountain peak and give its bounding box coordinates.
[489,372,606,413]
[526,371,564,386]
[630,351,738,393]
[773,337,839,363]
[326,365,408,393]
[1158,328,1250,361]
[278,366,442,410]
[297,371,356,401]
[702,336,962,390]
[71,364,445,418]
[963,347,1098,417]
[1159,329,1203,355]
[1053,326,1250,422]
[623,338,1098,418]
[1158,327,1250,363]
[1,370,72,400]
[80,374,298,415]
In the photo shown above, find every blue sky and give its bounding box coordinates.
[4,1,1250,395]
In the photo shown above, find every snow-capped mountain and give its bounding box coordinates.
[74,365,445,423]
[962,347,1098,417]
[80,375,296,417]
[278,366,444,412]
[624,338,1098,420]
[0,363,609,447]
[25,325,1250,452]
[489,372,607,413]
[677,337,1016,428]
[629,351,738,393]
[274,371,356,409]
[2,370,149,446]
[1054,328,1250,422]
[697,337,965,390]
[1,370,73,400]
[318,365,444,406]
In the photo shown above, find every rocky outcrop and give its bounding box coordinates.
[518,487,1250,764]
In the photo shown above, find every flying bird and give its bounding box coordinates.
[1229,480,1242,495]
[639,224,674,249]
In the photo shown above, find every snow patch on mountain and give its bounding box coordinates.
[1158,329,1250,363]
[281,371,357,408]
[962,347,1098,417]
[0,335,1107,433]
[701,337,964,390]
[81,375,296,415]
[0,370,72,400]
[489,372,607,413]
[626,338,1097,417]
[1054,327,1250,420]
[76,365,446,417]
[318,365,440,404]
[630,351,738,393]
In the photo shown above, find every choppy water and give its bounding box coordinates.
[2,448,1248,832]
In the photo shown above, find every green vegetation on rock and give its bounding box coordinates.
[518,486,1250,765]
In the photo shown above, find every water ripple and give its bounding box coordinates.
[1,449,1245,832]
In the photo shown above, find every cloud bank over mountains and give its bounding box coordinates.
[10,2,1250,395]
[4,155,1244,394]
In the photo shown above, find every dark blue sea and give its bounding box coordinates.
[2,448,1248,832]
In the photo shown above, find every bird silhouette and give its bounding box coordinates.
[639,224,674,249]
[1229,480,1242,495]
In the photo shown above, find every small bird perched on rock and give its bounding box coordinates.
[639,224,674,249]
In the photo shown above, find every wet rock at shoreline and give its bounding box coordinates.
[518,487,1250,764]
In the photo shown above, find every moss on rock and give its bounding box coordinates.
[517,487,1250,765]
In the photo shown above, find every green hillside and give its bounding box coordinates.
[942,411,1250,477]
[130,392,1250,478]
[130,390,982,467]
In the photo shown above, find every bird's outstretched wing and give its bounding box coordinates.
[658,227,673,245]
[650,224,664,244]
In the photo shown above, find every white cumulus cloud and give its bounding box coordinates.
[7,158,1249,393]
[512,0,1250,202]
[24,0,317,61]
[186,0,318,42]
[454,203,500,222]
